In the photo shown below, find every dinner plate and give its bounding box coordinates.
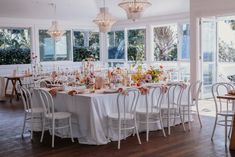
[103,89,118,93]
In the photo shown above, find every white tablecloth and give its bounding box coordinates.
[32,87,189,145]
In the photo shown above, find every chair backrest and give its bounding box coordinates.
[18,86,32,112]
[188,80,202,105]
[38,89,55,117]
[145,85,164,114]
[212,82,234,113]
[167,83,184,108]
[117,88,140,120]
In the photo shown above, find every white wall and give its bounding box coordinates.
[190,0,235,84]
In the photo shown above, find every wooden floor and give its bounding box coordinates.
[1,99,235,157]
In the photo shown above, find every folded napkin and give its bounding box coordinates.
[49,88,58,97]
[138,87,150,95]
[68,90,78,96]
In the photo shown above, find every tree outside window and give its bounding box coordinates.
[218,20,235,62]
[73,31,100,61]
[127,29,146,62]
[153,25,178,61]
[0,28,31,65]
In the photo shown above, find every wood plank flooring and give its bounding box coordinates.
[0,99,235,157]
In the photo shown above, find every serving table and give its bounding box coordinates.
[4,75,32,102]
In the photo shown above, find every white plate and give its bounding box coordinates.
[103,89,118,93]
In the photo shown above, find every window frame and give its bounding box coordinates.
[0,27,32,65]
[72,29,100,62]
[38,29,72,62]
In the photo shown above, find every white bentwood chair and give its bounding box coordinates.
[136,85,166,142]
[18,86,43,139]
[107,88,141,149]
[38,89,74,148]
[180,81,202,131]
[162,83,186,135]
[211,82,234,146]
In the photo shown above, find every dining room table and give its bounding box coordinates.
[31,83,190,145]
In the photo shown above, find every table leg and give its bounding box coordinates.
[10,79,16,103]
[16,79,22,100]
[4,78,9,96]
[229,115,235,150]
[230,100,235,150]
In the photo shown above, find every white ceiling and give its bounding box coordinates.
[0,0,189,22]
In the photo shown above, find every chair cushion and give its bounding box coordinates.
[26,107,44,113]
[136,108,160,115]
[108,113,134,120]
[46,112,71,119]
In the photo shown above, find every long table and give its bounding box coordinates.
[32,87,189,145]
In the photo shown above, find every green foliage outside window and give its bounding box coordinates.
[128,29,145,62]
[73,31,100,61]
[0,28,31,65]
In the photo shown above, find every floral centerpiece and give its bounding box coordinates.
[109,67,126,86]
[131,65,165,85]
[80,72,95,88]
[131,65,144,86]
[145,66,164,83]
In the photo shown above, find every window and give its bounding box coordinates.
[153,25,178,61]
[127,29,146,61]
[39,30,71,61]
[180,24,190,60]
[108,30,125,60]
[218,20,235,62]
[73,31,100,61]
[0,28,31,65]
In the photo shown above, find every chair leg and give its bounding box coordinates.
[21,112,27,138]
[40,117,45,143]
[134,118,141,145]
[159,116,166,137]
[188,106,191,131]
[118,121,121,150]
[196,102,202,128]
[225,116,228,146]
[211,115,218,141]
[146,116,149,142]
[168,109,170,135]
[229,125,232,139]
[69,117,74,143]
[52,119,55,148]
[179,108,186,132]
[30,113,34,140]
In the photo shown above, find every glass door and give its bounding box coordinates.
[200,18,217,98]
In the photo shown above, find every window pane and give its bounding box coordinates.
[73,31,100,62]
[153,25,178,61]
[218,20,235,62]
[108,31,125,60]
[128,29,146,61]
[0,28,31,65]
[181,24,190,59]
[39,30,71,61]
